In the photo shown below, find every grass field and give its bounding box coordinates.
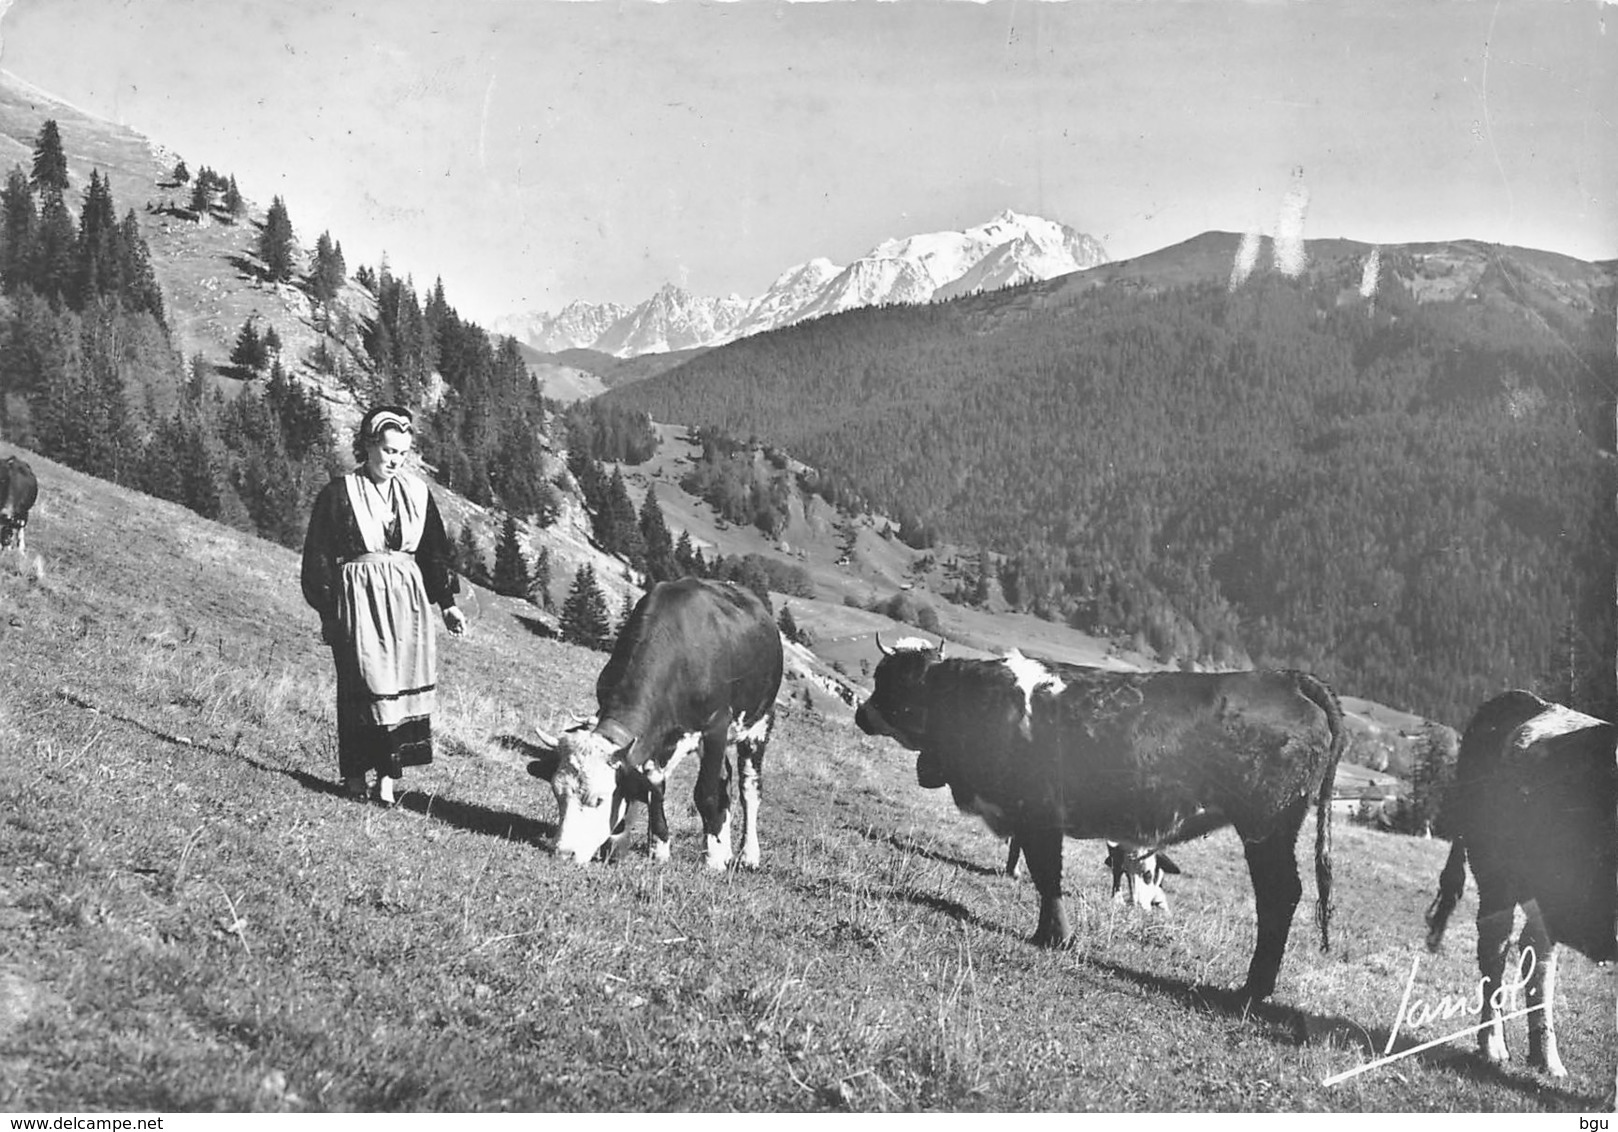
[1,443,1612,1113]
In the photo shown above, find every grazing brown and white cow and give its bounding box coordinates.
[856,641,1343,1000]
[1002,835,1181,910]
[1425,689,1616,1079]
[0,455,38,556]
[529,577,784,869]
[1104,841,1182,910]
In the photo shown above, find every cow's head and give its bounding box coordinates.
[530,724,632,865]
[855,634,945,753]
[1105,842,1181,910]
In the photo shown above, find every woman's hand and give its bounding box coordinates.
[443,606,467,636]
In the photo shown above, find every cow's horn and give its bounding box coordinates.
[936,639,946,659]
[875,632,893,656]
[533,725,561,750]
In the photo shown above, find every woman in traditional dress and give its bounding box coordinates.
[301,405,466,803]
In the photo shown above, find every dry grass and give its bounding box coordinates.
[0,443,1612,1113]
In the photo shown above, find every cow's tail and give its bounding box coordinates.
[1424,836,1468,952]
[1296,671,1344,953]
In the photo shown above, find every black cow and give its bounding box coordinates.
[0,456,38,555]
[856,642,1343,1000]
[530,577,784,868]
[1425,689,1615,1079]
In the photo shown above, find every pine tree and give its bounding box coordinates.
[529,545,553,609]
[310,230,347,305]
[74,171,120,306]
[777,604,801,645]
[615,590,637,647]
[639,485,679,583]
[1405,722,1459,837]
[456,524,485,583]
[171,159,190,184]
[187,174,214,216]
[258,195,296,283]
[674,530,695,577]
[223,176,244,220]
[492,514,532,597]
[601,466,645,570]
[116,211,164,323]
[32,190,77,302]
[1,167,38,293]
[560,563,612,651]
[30,120,68,196]
[230,319,267,373]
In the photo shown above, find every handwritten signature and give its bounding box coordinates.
[1322,947,1541,1086]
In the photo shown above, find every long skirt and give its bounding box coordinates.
[332,551,438,780]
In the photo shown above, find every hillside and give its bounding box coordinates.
[0,69,1454,788]
[600,235,1618,729]
[0,73,663,620]
[3,443,1613,1113]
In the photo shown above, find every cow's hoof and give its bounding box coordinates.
[1031,931,1075,950]
[1235,981,1275,1004]
[1481,1032,1509,1065]
[649,838,671,863]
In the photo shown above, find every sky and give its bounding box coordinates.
[1,0,1614,326]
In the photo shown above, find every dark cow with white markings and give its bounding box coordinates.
[0,456,38,556]
[1425,689,1615,1079]
[856,641,1344,1000]
[530,577,784,869]
[1104,841,1182,910]
[1003,835,1181,911]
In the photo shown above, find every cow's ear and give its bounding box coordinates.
[606,740,635,769]
[1156,851,1182,875]
[527,750,562,782]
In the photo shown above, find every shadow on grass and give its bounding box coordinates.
[1081,955,1608,1107]
[893,886,1022,941]
[51,689,555,847]
[859,827,1007,879]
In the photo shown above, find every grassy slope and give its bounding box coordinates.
[1,440,1611,1113]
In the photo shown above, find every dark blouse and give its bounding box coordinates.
[300,474,460,623]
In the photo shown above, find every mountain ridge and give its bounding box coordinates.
[492,209,1109,358]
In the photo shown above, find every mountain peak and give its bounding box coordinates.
[503,210,1107,357]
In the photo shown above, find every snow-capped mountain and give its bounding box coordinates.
[502,210,1107,357]
[729,257,843,340]
[491,298,629,353]
[593,284,752,358]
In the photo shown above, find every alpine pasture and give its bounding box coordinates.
[1,445,1611,1112]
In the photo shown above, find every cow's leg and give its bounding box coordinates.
[604,792,653,862]
[1019,826,1072,948]
[1239,821,1305,1000]
[1519,901,1565,1077]
[1005,837,1023,879]
[1474,894,1516,1066]
[735,718,768,869]
[694,727,734,870]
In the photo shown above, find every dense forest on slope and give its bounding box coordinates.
[0,121,561,553]
[602,245,1618,725]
